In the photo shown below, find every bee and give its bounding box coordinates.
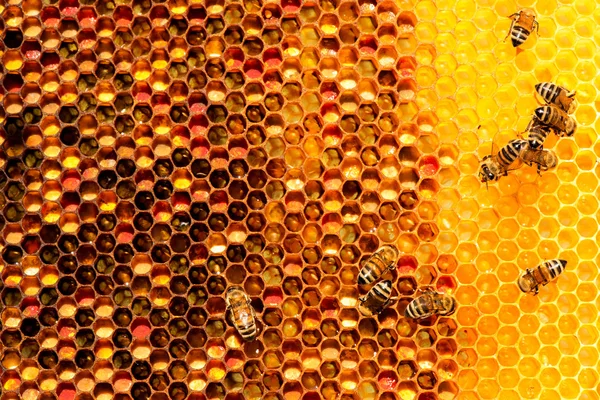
[533,105,577,137]
[358,280,395,316]
[225,286,258,341]
[518,259,567,295]
[505,9,539,47]
[479,138,527,183]
[404,289,456,320]
[520,146,558,174]
[357,245,400,285]
[535,82,576,114]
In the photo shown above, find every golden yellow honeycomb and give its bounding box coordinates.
[0,0,597,399]
[428,0,600,399]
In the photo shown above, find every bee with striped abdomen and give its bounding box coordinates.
[404,289,456,320]
[505,9,539,47]
[518,259,567,295]
[533,105,577,137]
[520,146,558,174]
[357,245,400,285]
[225,286,258,341]
[535,82,576,114]
[479,138,527,183]
[359,280,395,316]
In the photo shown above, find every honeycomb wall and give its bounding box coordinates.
[0,0,597,399]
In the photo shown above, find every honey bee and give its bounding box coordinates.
[518,259,567,295]
[358,280,395,316]
[225,286,258,341]
[520,146,558,174]
[357,245,400,285]
[533,105,577,137]
[505,9,539,47]
[479,138,527,183]
[404,289,456,320]
[535,82,576,114]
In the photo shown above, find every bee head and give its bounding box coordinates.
[521,8,536,17]
[444,295,457,315]
[226,286,246,302]
[517,273,535,294]
[380,245,400,266]
[479,164,495,183]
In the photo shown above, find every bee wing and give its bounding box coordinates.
[505,158,523,172]
[239,308,255,326]
[491,130,516,156]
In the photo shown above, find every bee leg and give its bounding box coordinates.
[504,19,516,42]
[379,299,393,312]
[419,287,436,296]
[568,91,576,98]
[534,20,540,35]
[525,118,533,131]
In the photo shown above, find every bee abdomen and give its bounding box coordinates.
[527,125,549,149]
[511,25,530,47]
[372,281,392,302]
[404,297,430,319]
[238,323,257,340]
[497,140,523,166]
[358,267,377,285]
[544,259,567,279]
[534,106,561,126]
[536,82,560,103]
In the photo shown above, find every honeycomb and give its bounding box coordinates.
[0,0,597,398]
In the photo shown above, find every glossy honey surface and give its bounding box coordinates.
[0,0,598,399]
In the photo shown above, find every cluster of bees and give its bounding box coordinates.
[225,245,458,341]
[356,245,456,319]
[481,11,571,295]
[224,9,575,341]
[479,10,577,184]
